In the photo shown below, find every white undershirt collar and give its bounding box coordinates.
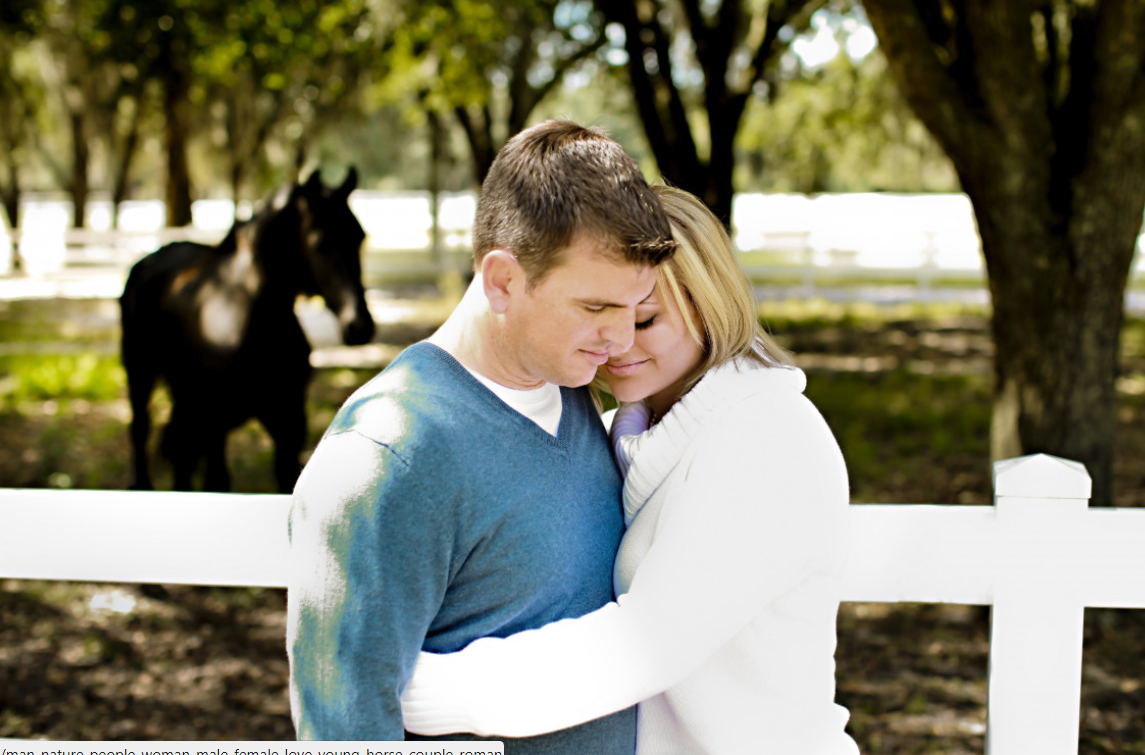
[464,367,563,436]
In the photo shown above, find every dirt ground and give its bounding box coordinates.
[2,291,1144,752]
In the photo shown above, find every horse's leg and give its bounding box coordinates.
[161,403,202,491]
[202,427,232,493]
[259,365,308,494]
[263,404,306,494]
[124,362,157,490]
[121,299,158,491]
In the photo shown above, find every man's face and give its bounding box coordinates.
[501,234,657,388]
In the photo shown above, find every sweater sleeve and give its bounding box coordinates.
[609,401,652,477]
[288,429,453,740]
[400,390,849,737]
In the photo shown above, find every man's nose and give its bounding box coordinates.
[600,309,636,354]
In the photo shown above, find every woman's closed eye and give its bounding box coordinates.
[635,315,658,331]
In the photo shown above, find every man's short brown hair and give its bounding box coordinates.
[472,120,676,286]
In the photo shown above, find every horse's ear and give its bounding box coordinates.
[337,167,358,199]
[304,170,323,193]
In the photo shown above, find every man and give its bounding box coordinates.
[286,120,675,751]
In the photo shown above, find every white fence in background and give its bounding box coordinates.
[2,192,1143,301]
[1,453,1142,754]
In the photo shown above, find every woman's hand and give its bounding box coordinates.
[401,650,481,736]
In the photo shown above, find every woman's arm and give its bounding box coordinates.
[610,401,652,477]
[401,391,848,737]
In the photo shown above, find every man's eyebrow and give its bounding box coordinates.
[575,299,628,309]
[577,293,657,308]
[576,284,658,308]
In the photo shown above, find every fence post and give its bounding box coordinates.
[986,454,1091,755]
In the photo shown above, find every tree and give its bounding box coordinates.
[737,43,958,193]
[198,0,381,204]
[387,0,607,186]
[82,4,156,230]
[862,0,1145,504]
[0,0,45,236]
[34,0,105,228]
[94,72,152,230]
[597,0,825,225]
[96,0,211,227]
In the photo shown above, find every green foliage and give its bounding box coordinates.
[1121,318,1145,360]
[591,0,829,218]
[738,47,957,192]
[0,0,42,34]
[806,370,992,491]
[0,0,971,205]
[381,0,600,112]
[0,0,48,224]
[0,354,124,405]
[377,0,607,184]
[91,0,383,198]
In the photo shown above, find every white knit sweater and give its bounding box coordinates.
[401,359,859,754]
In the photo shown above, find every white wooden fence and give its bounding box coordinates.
[1,453,1143,754]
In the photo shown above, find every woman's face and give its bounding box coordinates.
[599,285,706,418]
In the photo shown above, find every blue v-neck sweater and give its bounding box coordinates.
[287,342,635,752]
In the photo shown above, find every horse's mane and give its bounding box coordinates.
[215,183,298,255]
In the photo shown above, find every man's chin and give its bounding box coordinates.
[548,366,598,389]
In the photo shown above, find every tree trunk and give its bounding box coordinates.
[598,0,813,231]
[975,187,1135,505]
[428,108,443,267]
[705,95,744,227]
[601,0,704,197]
[110,114,141,230]
[0,155,18,233]
[230,158,245,210]
[863,0,1145,504]
[455,104,497,187]
[0,85,23,235]
[163,69,193,228]
[69,109,88,229]
[0,186,17,234]
[0,164,21,272]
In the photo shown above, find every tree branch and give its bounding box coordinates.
[599,0,702,185]
[862,0,990,170]
[528,34,608,116]
[1090,0,1145,128]
[962,1,1050,156]
[1049,1,1096,209]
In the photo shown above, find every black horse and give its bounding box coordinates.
[120,168,375,492]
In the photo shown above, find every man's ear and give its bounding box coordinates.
[481,250,521,315]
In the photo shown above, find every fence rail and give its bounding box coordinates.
[0,453,1142,754]
[1,225,994,294]
[4,192,1142,295]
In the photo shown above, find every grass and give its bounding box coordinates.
[807,370,993,503]
[0,353,124,406]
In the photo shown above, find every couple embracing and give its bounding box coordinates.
[286,120,859,755]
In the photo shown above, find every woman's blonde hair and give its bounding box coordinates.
[593,185,791,407]
[644,185,792,393]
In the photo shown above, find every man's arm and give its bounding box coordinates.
[287,429,452,740]
[400,391,848,737]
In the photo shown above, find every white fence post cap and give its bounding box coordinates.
[993,453,1092,499]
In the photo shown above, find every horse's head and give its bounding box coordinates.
[294,168,376,346]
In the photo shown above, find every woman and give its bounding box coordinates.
[401,186,858,754]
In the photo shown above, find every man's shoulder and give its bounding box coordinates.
[327,343,467,442]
